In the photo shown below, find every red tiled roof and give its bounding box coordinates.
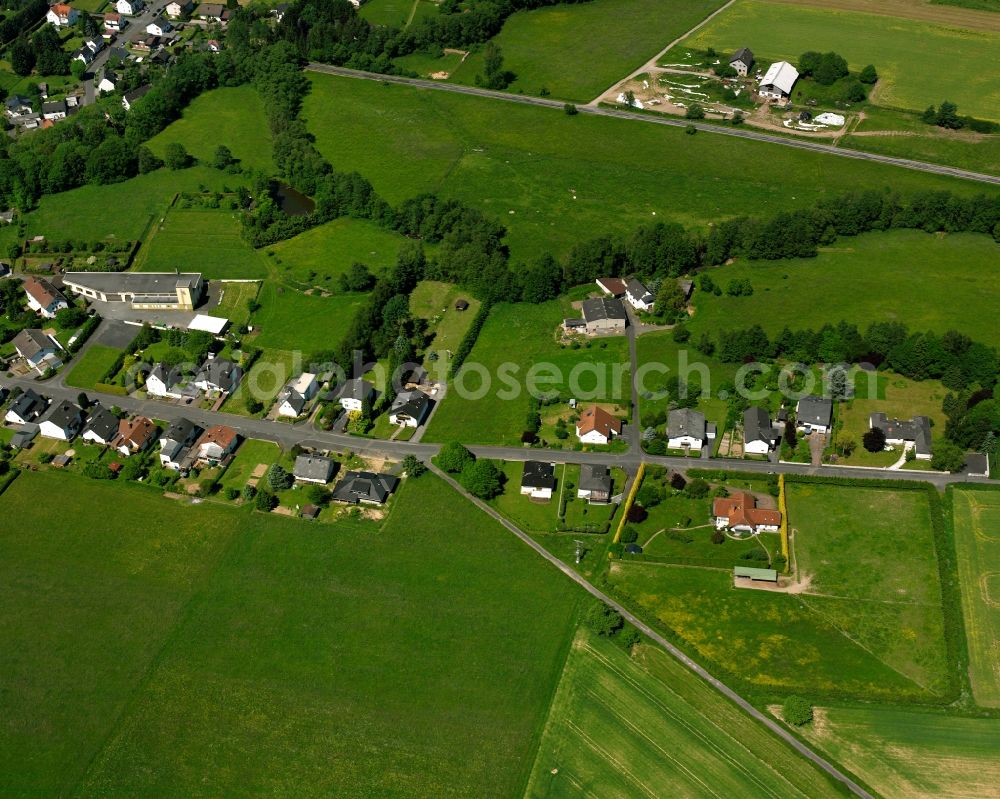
[50,3,74,15]
[23,276,63,307]
[114,416,156,449]
[713,492,782,529]
[596,277,627,297]
[576,405,622,439]
[196,424,237,450]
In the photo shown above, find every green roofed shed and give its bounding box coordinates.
[734,566,778,582]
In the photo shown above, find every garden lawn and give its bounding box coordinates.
[146,86,275,173]
[426,301,631,446]
[136,207,270,280]
[687,230,1000,348]
[359,0,424,27]
[680,0,1000,119]
[64,344,122,390]
[223,347,296,416]
[796,705,1000,799]
[250,282,365,353]
[606,562,933,701]
[787,482,950,697]
[216,439,281,496]
[409,280,481,367]
[951,487,1000,706]
[490,460,562,533]
[448,0,727,101]
[525,628,845,799]
[1,469,582,798]
[303,73,986,262]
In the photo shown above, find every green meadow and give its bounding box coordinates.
[250,281,365,353]
[64,344,124,391]
[303,73,986,261]
[681,0,1000,118]
[0,470,580,798]
[687,230,1000,348]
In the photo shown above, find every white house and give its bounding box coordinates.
[625,277,655,311]
[759,60,799,101]
[575,405,622,445]
[104,11,124,31]
[389,389,432,428]
[38,400,85,441]
[159,418,201,470]
[193,358,241,394]
[667,408,707,450]
[293,454,337,485]
[520,461,555,501]
[12,328,60,372]
[46,3,79,26]
[796,395,833,434]
[193,424,238,465]
[23,276,68,318]
[81,405,119,445]
[5,389,47,425]
[165,0,192,16]
[41,100,67,121]
[116,0,144,15]
[276,372,318,417]
[730,47,753,77]
[336,377,374,412]
[96,70,118,95]
[146,18,172,36]
[714,492,781,534]
[577,464,612,504]
[743,406,779,456]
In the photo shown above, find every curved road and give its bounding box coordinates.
[306,64,1000,186]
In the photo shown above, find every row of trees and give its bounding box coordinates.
[921,101,999,134]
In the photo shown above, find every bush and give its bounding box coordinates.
[711,529,726,544]
[564,103,578,115]
[862,427,886,453]
[225,487,240,501]
[626,504,648,523]
[436,441,475,473]
[620,526,639,544]
[402,454,427,477]
[583,601,624,637]
[255,490,278,512]
[618,625,641,651]
[782,696,813,726]
[685,477,710,498]
[460,459,503,499]
[685,104,705,120]
[266,463,292,492]
[241,483,257,501]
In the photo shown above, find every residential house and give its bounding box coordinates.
[331,470,399,505]
[580,297,627,335]
[158,417,201,470]
[625,278,655,311]
[576,405,622,445]
[46,3,79,26]
[869,413,933,460]
[41,100,67,121]
[96,69,118,94]
[193,424,239,465]
[964,453,989,478]
[148,48,173,67]
[107,46,130,63]
[293,454,337,485]
[714,492,781,533]
[276,372,318,417]
[146,17,172,35]
[5,389,47,425]
[729,47,753,76]
[81,404,119,445]
[193,358,242,394]
[122,84,151,110]
[166,0,193,16]
[112,415,156,457]
[520,460,555,501]
[63,271,205,309]
[193,2,228,22]
[73,46,96,67]
[678,278,694,300]
[84,37,104,54]
[38,400,85,441]
[577,464,612,504]
[335,377,374,412]
[667,408,707,450]
[104,11,124,31]
[743,406,779,455]
[205,38,221,52]
[759,60,799,101]
[23,276,68,318]
[796,395,833,434]
[271,2,289,20]
[595,277,627,298]
[4,95,34,118]
[389,389,432,428]
[116,0,144,14]
[145,362,184,398]
[13,328,59,372]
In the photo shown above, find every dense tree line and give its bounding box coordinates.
[0,0,46,48]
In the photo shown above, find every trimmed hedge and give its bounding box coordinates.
[449,301,492,378]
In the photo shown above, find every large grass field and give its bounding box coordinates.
[797,705,1000,799]
[680,0,1000,119]
[687,230,1000,348]
[250,282,365,354]
[302,73,985,261]
[952,487,1000,707]
[787,483,950,696]
[64,344,123,390]
[525,628,845,799]
[425,300,631,446]
[409,280,481,367]
[137,207,271,280]
[146,86,276,174]
[0,469,581,797]
[449,0,726,101]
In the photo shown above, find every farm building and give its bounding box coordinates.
[581,297,627,335]
[520,461,556,501]
[758,61,799,101]
[595,277,627,298]
[730,47,753,76]
[734,566,778,583]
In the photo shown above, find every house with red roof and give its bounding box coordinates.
[713,492,781,534]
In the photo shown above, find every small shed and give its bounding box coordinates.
[301,504,320,520]
[52,453,72,468]
[625,543,643,555]
[454,299,469,311]
[734,566,778,583]
[10,424,39,449]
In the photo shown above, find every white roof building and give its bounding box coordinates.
[759,61,799,100]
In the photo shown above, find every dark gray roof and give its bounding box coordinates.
[277,386,305,414]
[390,389,431,423]
[678,278,694,299]
[579,464,611,493]
[10,424,39,448]
[521,460,555,490]
[195,358,241,393]
[964,453,989,476]
[13,329,54,360]
[41,400,84,431]
[744,406,778,444]
[331,471,399,504]
[5,94,32,110]
[84,405,119,442]
[796,395,833,428]
[870,413,933,456]
[64,271,201,294]
[294,454,337,483]
[332,377,374,403]
[625,278,653,303]
[123,85,152,104]
[42,99,67,114]
[667,408,706,438]
[161,417,200,446]
[8,390,47,421]
[731,47,753,66]
[581,297,627,323]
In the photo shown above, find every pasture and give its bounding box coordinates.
[64,344,122,391]
[146,86,276,174]
[409,280,481,366]
[425,301,631,446]
[449,0,727,101]
[136,207,270,280]
[797,705,1000,799]
[0,470,581,798]
[303,73,985,261]
[525,628,844,799]
[210,280,260,328]
[787,483,950,696]
[680,0,1000,119]
[952,487,1000,706]
[687,231,1000,348]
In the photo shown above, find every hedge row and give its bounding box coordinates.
[67,315,101,354]
[449,301,492,378]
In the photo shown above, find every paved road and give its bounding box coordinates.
[305,64,1000,186]
[429,462,876,799]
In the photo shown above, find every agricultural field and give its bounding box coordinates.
[146,86,276,174]
[425,301,631,446]
[952,487,1000,706]
[136,207,270,280]
[796,706,1000,799]
[448,0,727,101]
[0,470,581,798]
[303,73,986,262]
[63,344,123,391]
[359,0,436,27]
[525,628,845,799]
[687,231,1000,348]
[249,282,365,354]
[680,0,1000,119]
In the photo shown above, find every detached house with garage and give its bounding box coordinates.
[334,377,374,412]
[5,389,47,425]
[577,464,612,504]
[81,404,119,445]
[520,461,556,501]
[796,395,833,434]
[193,424,238,465]
[667,408,711,450]
[294,454,337,485]
[23,276,68,318]
[112,415,156,457]
[331,471,399,505]
[389,389,432,428]
[159,418,202,470]
[714,492,781,534]
[576,405,623,445]
[38,400,85,441]
[743,406,780,455]
[13,328,60,372]
[276,372,318,417]
[869,413,933,460]
[194,358,242,395]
